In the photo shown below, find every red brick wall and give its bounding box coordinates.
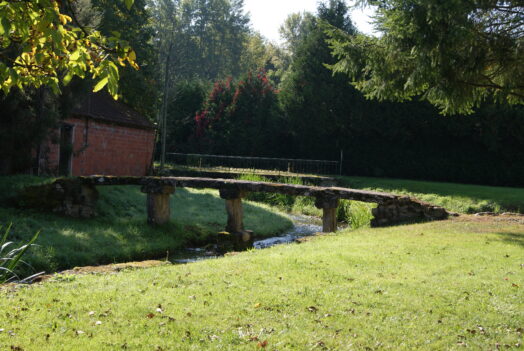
[44,117,155,176]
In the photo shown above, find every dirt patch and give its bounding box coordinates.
[33,260,171,283]
[452,214,524,225]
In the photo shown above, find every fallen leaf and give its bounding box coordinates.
[254,303,262,308]
[257,340,268,348]
[146,313,155,319]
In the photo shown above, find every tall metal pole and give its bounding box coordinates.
[160,43,173,171]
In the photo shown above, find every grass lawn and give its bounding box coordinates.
[338,176,524,214]
[1,218,522,350]
[0,176,292,274]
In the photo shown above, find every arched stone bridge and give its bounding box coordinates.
[46,176,450,234]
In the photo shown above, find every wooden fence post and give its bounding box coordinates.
[315,195,340,233]
[141,184,176,225]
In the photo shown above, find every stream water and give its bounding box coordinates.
[171,215,323,264]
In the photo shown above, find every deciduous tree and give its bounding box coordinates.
[0,0,138,97]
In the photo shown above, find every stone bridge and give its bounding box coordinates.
[31,176,451,234]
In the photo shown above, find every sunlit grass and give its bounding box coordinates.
[1,218,522,350]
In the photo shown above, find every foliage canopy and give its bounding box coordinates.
[326,0,524,114]
[0,0,138,97]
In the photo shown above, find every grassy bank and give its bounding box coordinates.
[338,176,524,214]
[0,176,292,274]
[1,218,522,350]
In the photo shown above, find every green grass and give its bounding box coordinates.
[0,175,54,206]
[1,219,522,350]
[0,176,292,274]
[338,176,524,214]
[238,174,375,229]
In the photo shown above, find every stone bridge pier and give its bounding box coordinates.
[219,188,246,233]
[141,184,176,225]
[315,195,340,233]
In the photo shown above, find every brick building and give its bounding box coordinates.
[40,93,156,176]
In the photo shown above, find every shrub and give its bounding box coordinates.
[337,201,375,229]
[0,224,42,284]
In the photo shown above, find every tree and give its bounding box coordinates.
[0,0,138,97]
[240,32,289,86]
[279,11,315,56]
[326,0,524,114]
[195,71,283,156]
[148,0,253,166]
[279,0,359,158]
[91,0,157,116]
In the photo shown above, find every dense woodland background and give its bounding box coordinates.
[1,0,523,186]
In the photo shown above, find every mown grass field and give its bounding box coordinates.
[0,176,292,274]
[1,218,522,350]
[338,176,524,214]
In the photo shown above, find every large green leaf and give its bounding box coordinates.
[93,76,109,92]
[124,0,134,10]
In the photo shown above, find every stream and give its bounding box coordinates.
[172,215,323,264]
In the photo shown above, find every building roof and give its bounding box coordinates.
[71,93,156,130]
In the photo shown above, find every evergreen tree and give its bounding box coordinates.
[327,0,524,114]
[279,0,359,159]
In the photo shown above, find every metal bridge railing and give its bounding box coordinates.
[166,153,340,175]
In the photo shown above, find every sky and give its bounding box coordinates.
[242,0,376,43]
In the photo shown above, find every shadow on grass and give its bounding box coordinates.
[494,230,524,248]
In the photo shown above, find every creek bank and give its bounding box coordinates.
[2,215,323,287]
[171,215,323,264]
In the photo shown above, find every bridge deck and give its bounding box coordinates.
[49,176,449,233]
[61,176,401,203]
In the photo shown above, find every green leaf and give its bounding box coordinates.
[124,0,134,10]
[93,76,109,92]
[0,17,11,36]
[128,49,136,62]
[108,62,119,80]
[70,50,80,61]
[63,72,74,86]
